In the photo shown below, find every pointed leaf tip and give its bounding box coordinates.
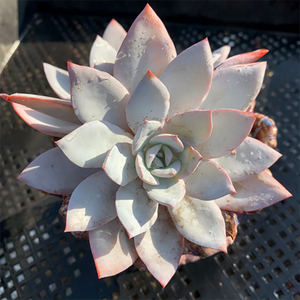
[0,94,9,101]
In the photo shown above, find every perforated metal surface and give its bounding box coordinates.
[0,14,299,300]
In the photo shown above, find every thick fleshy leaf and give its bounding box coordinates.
[56,120,133,168]
[11,103,80,137]
[68,63,130,131]
[89,218,138,278]
[43,63,70,99]
[135,206,183,287]
[153,157,164,167]
[212,137,282,182]
[196,109,256,159]
[103,19,127,51]
[94,62,114,75]
[143,178,185,207]
[103,143,137,186]
[65,170,118,232]
[162,145,173,166]
[215,171,292,212]
[151,160,181,178]
[126,70,170,133]
[169,195,227,251]
[2,93,80,123]
[18,148,98,195]
[185,160,235,200]
[212,45,231,68]
[149,134,184,153]
[200,62,266,111]
[177,144,202,179]
[212,53,221,64]
[146,144,162,168]
[116,178,158,238]
[160,38,213,118]
[114,4,177,93]
[135,151,159,185]
[131,120,161,155]
[89,35,117,67]
[162,110,212,146]
[218,49,269,70]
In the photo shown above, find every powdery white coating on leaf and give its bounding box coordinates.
[143,178,186,207]
[145,144,162,168]
[135,151,159,185]
[68,63,131,131]
[195,109,256,159]
[176,144,202,179]
[103,19,127,51]
[116,178,158,238]
[89,35,117,67]
[185,160,235,200]
[162,110,212,147]
[65,170,118,232]
[161,145,173,166]
[212,137,282,182]
[11,103,80,137]
[94,62,114,75]
[212,53,222,64]
[103,142,137,186]
[18,148,99,195]
[151,160,181,178]
[134,206,183,287]
[160,38,213,118]
[169,195,227,251]
[113,4,177,93]
[126,70,170,133]
[131,120,161,155]
[43,63,71,99]
[214,170,292,212]
[217,49,269,70]
[3,93,80,124]
[56,120,133,168]
[200,62,267,111]
[148,134,184,153]
[212,45,231,68]
[89,218,138,278]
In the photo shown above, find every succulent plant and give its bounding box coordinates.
[0,4,292,287]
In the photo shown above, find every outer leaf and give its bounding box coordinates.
[212,137,282,182]
[218,49,269,70]
[18,148,98,195]
[185,160,235,200]
[215,171,292,212]
[116,178,158,238]
[94,62,114,75]
[162,110,212,146]
[65,170,118,232]
[212,45,231,68]
[2,93,80,123]
[143,178,186,207]
[131,120,161,155]
[68,63,130,131]
[43,63,70,99]
[200,62,266,111]
[196,109,256,159]
[126,70,170,133]
[11,103,80,137]
[160,38,213,118]
[114,4,177,93]
[89,35,117,67]
[169,195,227,251]
[56,120,133,168]
[135,206,183,287]
[103,19,127,51]
[103,142,137,186]
[89,218,138,278]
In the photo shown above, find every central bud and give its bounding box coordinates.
[135,133,184,186]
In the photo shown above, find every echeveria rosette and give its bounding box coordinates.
[1,4,292,287]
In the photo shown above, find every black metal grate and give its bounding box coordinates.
[0,14,299,300]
